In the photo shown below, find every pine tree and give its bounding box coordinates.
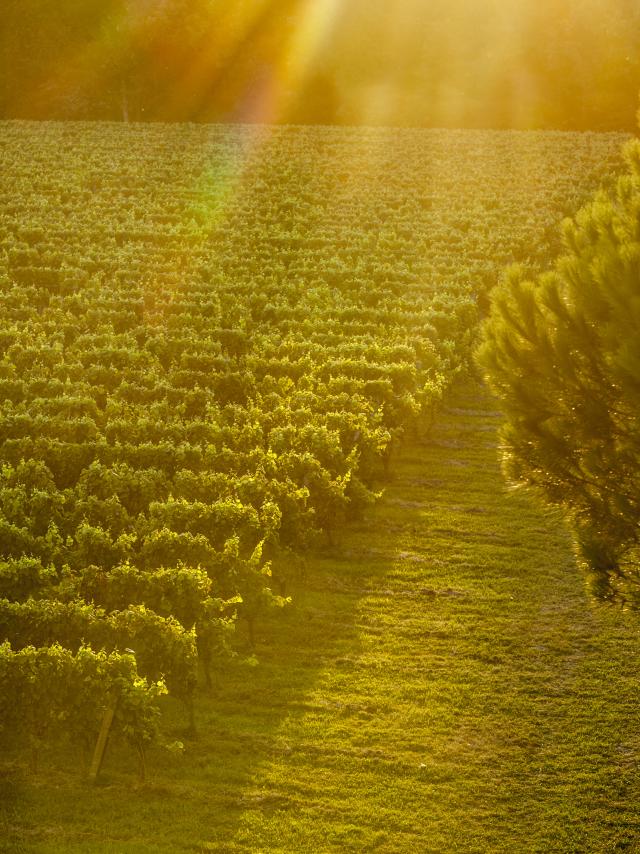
[477,136,640,601]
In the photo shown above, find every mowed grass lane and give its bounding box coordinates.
[5,379,640,853]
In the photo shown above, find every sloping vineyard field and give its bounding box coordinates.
[0,123,628,775]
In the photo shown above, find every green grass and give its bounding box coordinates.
[3,378,640,853]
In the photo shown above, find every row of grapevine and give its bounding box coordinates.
[0,121,627,776]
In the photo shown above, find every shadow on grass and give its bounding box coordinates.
[4,379,521,852]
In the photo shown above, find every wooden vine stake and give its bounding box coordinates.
[88,696,118,783]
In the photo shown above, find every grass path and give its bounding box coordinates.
[5,380,640,853]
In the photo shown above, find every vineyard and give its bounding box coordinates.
[0,122,629,795]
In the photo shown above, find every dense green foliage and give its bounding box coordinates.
[478,137,640,602]
[0,122,626,773]
[0,642,165,777]
[1,0,639,130]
